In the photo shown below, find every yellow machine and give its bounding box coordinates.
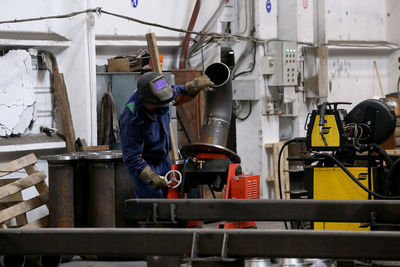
[286,100,398,230]
[313,167,373,230]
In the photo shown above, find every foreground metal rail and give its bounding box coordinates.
[1,228,400,260]
[125,199,400,223]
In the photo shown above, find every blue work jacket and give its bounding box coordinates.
[119,85,187,198]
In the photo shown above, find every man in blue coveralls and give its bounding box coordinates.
[119,71,214,198]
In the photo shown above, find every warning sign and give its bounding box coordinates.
[303,0,309,9]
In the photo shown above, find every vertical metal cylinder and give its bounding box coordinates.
[73,159,89,227]
[200,63,232,147]
[47,155,76,228]
[114,158,134,227]
[86,153,116,227]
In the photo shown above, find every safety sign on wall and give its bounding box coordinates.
[131,0,138,8]
[303,0,309,9]
[266,0,272,13]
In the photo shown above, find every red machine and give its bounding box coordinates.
[165,144,260,229]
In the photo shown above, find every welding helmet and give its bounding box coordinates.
[137,72,173,107]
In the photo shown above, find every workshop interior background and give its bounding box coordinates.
[1,0,400,222]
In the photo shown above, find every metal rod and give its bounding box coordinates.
[125,199,400,223]
[1,228,400,260]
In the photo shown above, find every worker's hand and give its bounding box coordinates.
[151,175,168,190]
[139,166,168,190]
[185,74,215,96]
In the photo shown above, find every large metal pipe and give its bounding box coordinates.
[200,62,232,147]
[46,154,77,228]
[86,152,116,227]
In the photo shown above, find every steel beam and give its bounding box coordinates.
[125,199,400,223]
[1,228,400,260]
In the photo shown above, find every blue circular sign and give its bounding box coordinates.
[266,0,272,13]
[131,0,138,8]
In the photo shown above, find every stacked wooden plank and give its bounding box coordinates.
[265,142,290,199]
[0,153,49,228]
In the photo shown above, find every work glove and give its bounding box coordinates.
[139,165,168,190]
[185,74,215,96]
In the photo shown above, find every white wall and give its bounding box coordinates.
[1,0,400,203]
[326,0,387,42]
[0,0,96,145]
[0,0,96,222]
[94,0,223,69]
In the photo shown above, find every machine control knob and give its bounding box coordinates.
[165,170,183,189]
[235,165,242,175]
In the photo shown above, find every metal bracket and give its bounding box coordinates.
[371,211,377,226]
[221,233,229,259]
[190,232,236,263]
[367,211,400,229]
[151,203,178,224]
[191,232,199,260]
[170,204,178,224]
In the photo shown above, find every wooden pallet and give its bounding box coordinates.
[0,153,49,228]
[265,143,290,199]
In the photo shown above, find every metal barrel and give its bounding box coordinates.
[86,150,133,228]
[200,62,232,147]
[45,154,80,228]
[86,152,116,227]
[72,158,89,228]
[114,157,135,227]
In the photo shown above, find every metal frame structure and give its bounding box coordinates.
[1,228,400,260]
[1,199,400,261]
[125,199,400,224]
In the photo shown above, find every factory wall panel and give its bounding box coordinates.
[327,50,389,109]
[0,0,96,145]
[325,0,387,42]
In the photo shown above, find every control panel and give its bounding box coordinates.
[267,41,298,86]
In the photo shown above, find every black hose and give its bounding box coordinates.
[358,144,393,167]
[278,137,307,229]
[371,144,393,167]
[318,152,400,199]
[232,42,257,80]
[236,101,252,121]
[386,157,400,185]
[176,112,192,143]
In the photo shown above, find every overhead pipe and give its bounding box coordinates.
[179,0,201,69]
[200,62,232,147]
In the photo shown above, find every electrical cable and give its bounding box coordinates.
[207,184,217,199]
[277,137,307,229]
[232,42,256,121]
[358,143,393,167]
[0,8,263,44]
[100,9,263,43]
[317,152,400,199]
[176,112,192,144]
[232,41,256,80]
[235,101,252,121]
[0,8,97,25]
